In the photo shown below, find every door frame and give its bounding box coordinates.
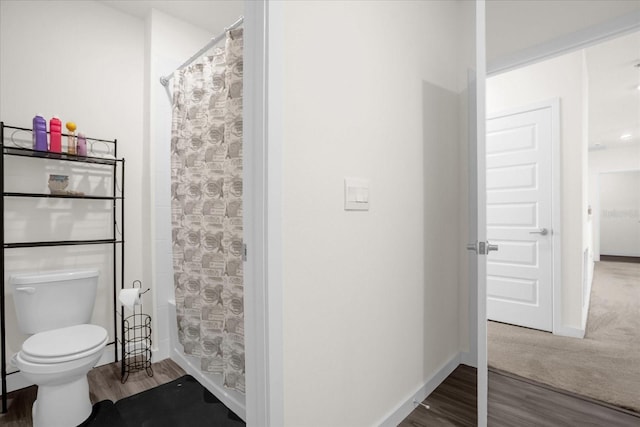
[243,1,284,425]
[475,2,488,426]
[595,168,640,259]
[482,7,640,427]
[486,99,562,335]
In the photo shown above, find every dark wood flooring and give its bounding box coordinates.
[600,255,640,263]
[400,365,640,427]
[4,360,639,426]
[400,365,477,427]
[0,358,186,427]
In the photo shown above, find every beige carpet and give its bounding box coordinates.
[488,261,640,413]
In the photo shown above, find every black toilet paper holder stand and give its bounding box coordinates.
[120,280,153,383]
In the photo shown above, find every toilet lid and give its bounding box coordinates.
[22,324,108,361]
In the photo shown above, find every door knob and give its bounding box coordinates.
[467,241,499,254]
[529,228,549,236]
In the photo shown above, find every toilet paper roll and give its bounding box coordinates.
[118,288,142,310]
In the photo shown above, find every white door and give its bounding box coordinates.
[486,102,555,332]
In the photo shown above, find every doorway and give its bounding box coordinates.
[485,27,640,413]
[598,170,640,259]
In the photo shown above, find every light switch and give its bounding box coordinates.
[345,177,369,211]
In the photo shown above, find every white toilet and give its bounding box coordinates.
[11,269,108,427]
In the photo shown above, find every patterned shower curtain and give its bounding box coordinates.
[170,29,244,393]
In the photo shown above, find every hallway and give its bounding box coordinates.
[487,261,640,412]
[400,365,640,426]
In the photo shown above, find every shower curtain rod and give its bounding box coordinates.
[159,15,244,86]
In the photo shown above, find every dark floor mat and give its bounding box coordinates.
[78,400,127,427]
[114,375,245,427]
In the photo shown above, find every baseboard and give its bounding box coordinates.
[554,325,585,339]
[460,351,477,368]
[152,338,170,361]
[581,260,595,333]
[377,352,461,427]
[3,369,31,394]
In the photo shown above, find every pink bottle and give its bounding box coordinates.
[49,116,62,153]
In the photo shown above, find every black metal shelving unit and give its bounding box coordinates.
[0,122,125,413]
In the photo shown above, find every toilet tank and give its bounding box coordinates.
[10,269,100,334]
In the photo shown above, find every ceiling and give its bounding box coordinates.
[99,0,243,33]
[486,0,640,64]
[486,0,640,151]
[586,31,640,150]
[101,0,637,150]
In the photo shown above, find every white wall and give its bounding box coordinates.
[487,51,587,330]
[588,145,640,259]
[0,0,144,384]
[146,6,212,361]
[280,1,469,425]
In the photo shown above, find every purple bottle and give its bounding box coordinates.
[32,114,48,151]
[76,132,87,156]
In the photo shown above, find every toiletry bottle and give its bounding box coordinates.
[77,132,87,156]
[66,121,77,155]
[32,114,48,151]
[49,116,62,152]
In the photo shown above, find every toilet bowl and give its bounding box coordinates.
[15,324,108,427]
[10,269,106,426]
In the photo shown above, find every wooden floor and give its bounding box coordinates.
[0,358,185,427]
[4,360,639,426]
[400,365,640,427]
[400,365,477,427]
[599,255,640,263]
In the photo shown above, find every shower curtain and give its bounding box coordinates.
[170,28,244,394]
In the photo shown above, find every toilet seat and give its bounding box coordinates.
[21,324,108,364]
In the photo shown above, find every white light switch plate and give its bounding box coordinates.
[344,177,369,211]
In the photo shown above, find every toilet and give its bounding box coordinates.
[11,269,108,427]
